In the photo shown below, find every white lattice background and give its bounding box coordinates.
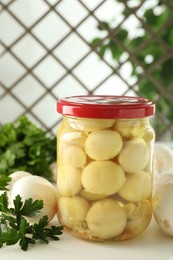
[0,0,173,139]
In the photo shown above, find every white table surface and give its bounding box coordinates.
[0,217,173,260]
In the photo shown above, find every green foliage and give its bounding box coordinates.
[91,1,173,139]
[0,116,56,182]
[0,176,11,191]
[0,192,63,251]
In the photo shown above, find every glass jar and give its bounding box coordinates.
[56,95,155,241]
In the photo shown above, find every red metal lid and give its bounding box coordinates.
[57,95,155,119]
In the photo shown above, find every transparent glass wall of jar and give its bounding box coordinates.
[56,114,155,241]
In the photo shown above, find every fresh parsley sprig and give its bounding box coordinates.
[0,192,63,251]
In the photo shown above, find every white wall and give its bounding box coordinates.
[0,0,155,130]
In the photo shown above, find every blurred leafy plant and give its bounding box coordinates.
[0,116,56,181]
[91,0,173,139]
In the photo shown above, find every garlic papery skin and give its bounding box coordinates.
[152,180,173,236]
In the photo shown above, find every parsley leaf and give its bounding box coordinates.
[0,192,9,213]
[32,215,63,244]
[0,192,63,251]
[19,198,43,218]
[0,228,20,247]
[0,175,11,191]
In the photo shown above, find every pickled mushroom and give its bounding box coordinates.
[86,199,127,239]
[80,189,107,201]
[60,144,86,168]
[114,119,146,138]
[118,138,150,173]
[123,202,137,219]
[154,143,173,176]
[59,126,87,147]
[58,196,90,229]
[124,200,151,236]
[81,161,126,196]
[7,171,32,206]
[10,175,57,223]
[143,128,155,142]
[118,171,152,202]
[85,130,123,160]
[152,179,173,236]
[57,166,82,196]
[8,171,32,192]
[69,118,115,132]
